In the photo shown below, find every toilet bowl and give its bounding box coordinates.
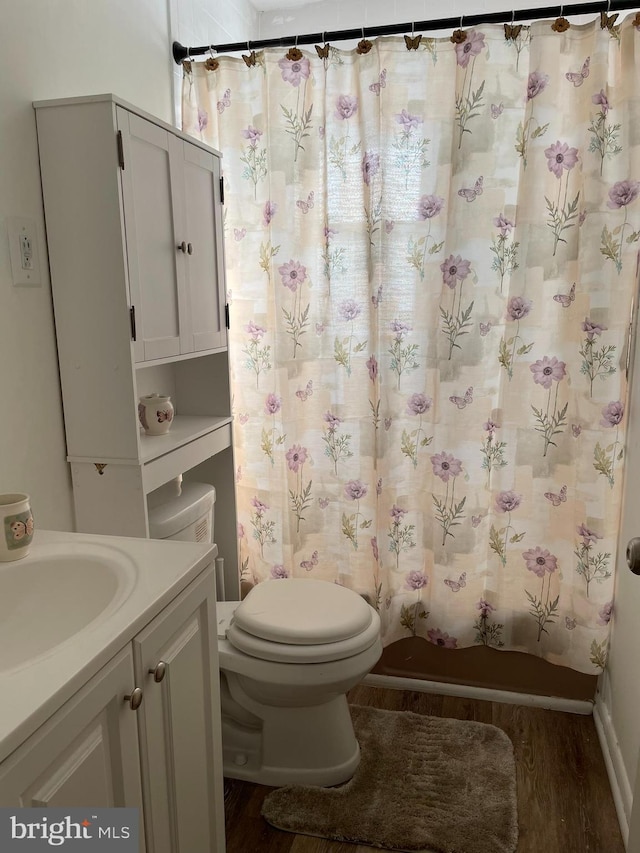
[217,578,382,787]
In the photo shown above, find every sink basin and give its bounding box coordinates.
[0,542,137,671]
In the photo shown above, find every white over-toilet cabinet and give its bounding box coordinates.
[34,94,238,598]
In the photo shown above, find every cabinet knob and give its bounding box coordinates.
[149,661,167,683]
[177,241,187,253]
[124,687,144,710]
[187,242,193,255]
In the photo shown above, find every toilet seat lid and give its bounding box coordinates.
[232,578,373,645]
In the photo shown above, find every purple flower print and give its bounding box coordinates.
[339,299,362,322]
[493,213,515,236]
[251,497,268,515]
[264,393,281,415]
[197,109,209,132]
[577,523,601,546]
[362,151,380,185]
[242,125,263,143]
[344,480,368,500]
[376,478,382,496]
[270,565,289,579]
[371,537,379,561]
[544,141,579,179]
[286,445,308,472]
[245,320,266,341]
[476,599,495,617]
[278,259,307,291]
[335,94,358,120]
[607,180,640,209]
[582,318,608,340]
[427,628,458,648]
[395,109,422,130]
[530,356,566,389]
[506,296,532,321]
[598,601,613,625]
[278,55,311,87]
[483,419,499,434]
[263,200,277,226]
[527,70,550,100]
[366,355,378,381]
[391,504,408,523]
[495,490,522,513]
[407,393,432,416]
[323,411,342,429]
[522,546,558,578]
[440,254,471,288]
[430,451,462,483]
[237,523,245,539]
[592,89,610,115]
[405,570,429,590]
[600,400,624,427]
[455,30,485,68]
[390,320,412,335]
[417,194,444,220]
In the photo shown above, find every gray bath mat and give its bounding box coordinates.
[261,704,518,853]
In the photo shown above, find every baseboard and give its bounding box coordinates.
[363,673,594,715]
[593,694,631,849]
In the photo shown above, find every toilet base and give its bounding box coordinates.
[221,690,361,787]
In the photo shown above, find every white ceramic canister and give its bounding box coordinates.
[0,493,34,561]
[138,394,175,436]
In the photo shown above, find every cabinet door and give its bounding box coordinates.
[117,107,190,362]
[179,141,227,352]
[133,568,225,853]
[0,648,145,850]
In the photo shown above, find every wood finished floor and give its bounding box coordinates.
[223,684,625,853]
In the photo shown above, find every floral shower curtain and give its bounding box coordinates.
[182,14,640,674]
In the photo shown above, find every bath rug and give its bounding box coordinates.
[261,704,518,853]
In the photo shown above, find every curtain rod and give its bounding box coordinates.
[172,0,638,63]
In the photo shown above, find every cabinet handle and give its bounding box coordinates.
[124,687,143,710]
[187,242,193,255]
[148,661,167,683]
[177,241,187,253]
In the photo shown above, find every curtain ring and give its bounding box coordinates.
[511,9,515,25]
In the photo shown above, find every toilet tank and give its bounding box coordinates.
[148,481,216,544]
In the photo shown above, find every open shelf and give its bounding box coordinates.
[138,415,232,464]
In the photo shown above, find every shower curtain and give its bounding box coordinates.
[182,14,640,674]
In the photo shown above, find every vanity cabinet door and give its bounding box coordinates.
[132,567,225,853]
[0,647,145,850]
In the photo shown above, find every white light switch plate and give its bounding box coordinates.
[7,217,41,286]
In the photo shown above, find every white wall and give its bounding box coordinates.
[257,0,596,40]
[0,0,254,532]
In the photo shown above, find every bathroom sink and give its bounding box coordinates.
[0,543,137,671]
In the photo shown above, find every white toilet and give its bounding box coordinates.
[216,578,382,787]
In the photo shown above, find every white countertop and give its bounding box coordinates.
[0,529,217,764]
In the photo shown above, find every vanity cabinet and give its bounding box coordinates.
[34,95,238,598]
[0,567,225,853]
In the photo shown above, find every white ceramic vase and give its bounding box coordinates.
[138,394,174,436]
